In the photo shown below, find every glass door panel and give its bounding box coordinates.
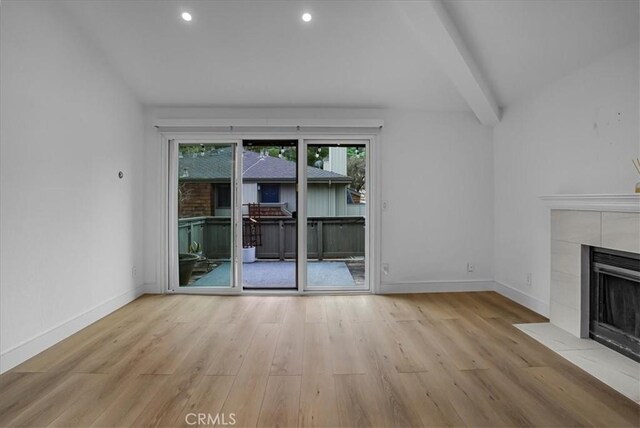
[176,143,235,288]
[241,141,298,289]
[306,143,367,290]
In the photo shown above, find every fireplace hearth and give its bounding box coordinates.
[589,247,640,362]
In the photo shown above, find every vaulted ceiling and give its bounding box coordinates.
[63,0,639,113]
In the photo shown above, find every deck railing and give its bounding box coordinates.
[178,216,365,260]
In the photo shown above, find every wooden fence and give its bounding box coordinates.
[178,216,365,260]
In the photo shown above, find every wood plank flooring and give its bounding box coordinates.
[1,292,638,427]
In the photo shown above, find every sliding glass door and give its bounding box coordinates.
[168,137,370,293]
[241,140,298,290]
[169,141,238,291]
[304,140,369,291]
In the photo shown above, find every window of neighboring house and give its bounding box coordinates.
[217,184,231,208]
[259,183,280,203]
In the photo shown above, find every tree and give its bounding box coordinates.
[307,146,330,166]
[347,154,366,191]
[179,144,230,159]
[245,146,329,167]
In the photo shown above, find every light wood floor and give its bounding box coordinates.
[1,292,638,427]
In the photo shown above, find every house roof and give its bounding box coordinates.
[178,148,352,183]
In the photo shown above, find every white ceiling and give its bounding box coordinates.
[445,0,639,107]
[63,0,639,111]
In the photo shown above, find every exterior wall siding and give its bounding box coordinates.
[280,184,297,212]
[179,182,353,219]
[242,183,258,204]
[335,184,347,215]
[308,183,349,216]
[179,182,213,217]
[307,184,331,216]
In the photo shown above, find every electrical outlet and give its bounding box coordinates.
[382,201,389,210]
[467,263,474,272]
[132,266,137,278]
[526,272,532,286]
[382,263,389,276]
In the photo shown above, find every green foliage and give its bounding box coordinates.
[307,147,330,166]
[189,241,201,253]
[346,147,365,158]
[245,146,332,167]
[245,146,296,162]
[179,144,222,156]
[347,155,366,191]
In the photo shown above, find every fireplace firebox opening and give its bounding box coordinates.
[589,247,640,363]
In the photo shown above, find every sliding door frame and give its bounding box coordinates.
[167,137,243,294]
[160,131,380,295]
[242,139,300,291]
[299,138,372,293]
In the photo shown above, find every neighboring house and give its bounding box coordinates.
[178,148,356,218]
[346,187,366,216]
[347,188,364,204]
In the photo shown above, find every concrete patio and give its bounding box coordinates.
[188,259,365,289]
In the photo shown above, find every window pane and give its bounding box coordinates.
[260,184,280,203]
[242,143,297,289]
[217,184,231,208]
[306,144,366,289]
[177,144,233,288]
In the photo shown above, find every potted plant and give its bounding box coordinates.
[179,241,204,286]
[179,253,200,286]
[189,241,204,258]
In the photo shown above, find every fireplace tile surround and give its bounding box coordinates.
[547,204,639,337]
[528,194,640,402]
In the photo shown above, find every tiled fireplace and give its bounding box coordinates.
[547,202,640,340]
[520,194,640,401]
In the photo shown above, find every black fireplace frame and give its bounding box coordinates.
[589,247,640,363]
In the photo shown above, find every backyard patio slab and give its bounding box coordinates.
[191,261,356,288]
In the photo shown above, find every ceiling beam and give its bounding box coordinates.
[397,1,501,126]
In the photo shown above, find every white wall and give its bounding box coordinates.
[0,2,145,372]
[143,107,494,293]
[493,43,640,315]
[379,110,494,291]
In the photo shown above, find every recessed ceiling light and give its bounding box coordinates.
[302,12,312,22]
[181,12,192,22]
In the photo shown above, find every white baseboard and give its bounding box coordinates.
[143,282,163,294]
[379,279,495,294]
[493,281,549,317]
[379,279,549,318]
[0,285,145,374]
